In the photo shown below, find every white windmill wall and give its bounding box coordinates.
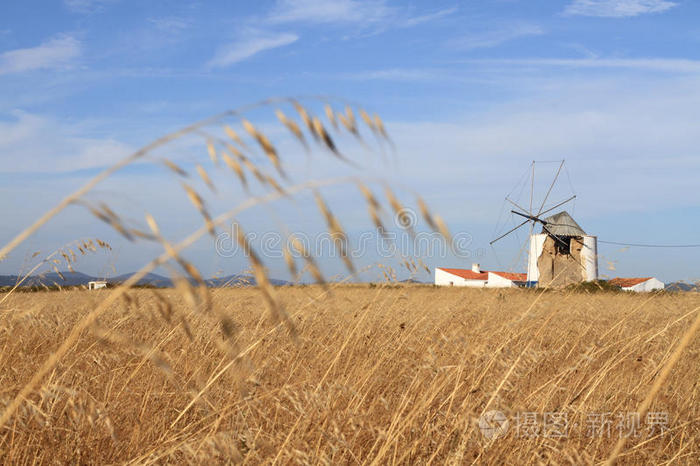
[581,235,598,281]
[527,234,547,283]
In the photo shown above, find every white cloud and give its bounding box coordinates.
[0,112,132,173]
[564,0,677,17]
[208,32,298,68]
[0,35,81,75]
[449,24,544,51]
[268,0,393,24]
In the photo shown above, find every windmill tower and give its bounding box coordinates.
[490,161,598,288]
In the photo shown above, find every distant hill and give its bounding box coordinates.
[399,278,428,284]
[0,271,94,287]
[205,274,291,287]
[665,282,699,292]
[112,272,173,287]
[0,270,290,288]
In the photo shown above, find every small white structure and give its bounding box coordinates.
[88,280,107,290]
[435,264,527,288]
[609,277,664,292]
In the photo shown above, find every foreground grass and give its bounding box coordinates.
[0,285,698,464]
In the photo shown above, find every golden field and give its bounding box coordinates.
[1,285,699,464]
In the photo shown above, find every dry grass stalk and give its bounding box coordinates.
[311,117,340,157]
[275,109,308,150]
[293,101,315,139]
[357,182,389,238]
[417,196,438,231]
[385,187,415,238]
[181,183,216,237]
[84,203,133,242]
[313,191,355,274]
[282,241,298,282]
[196,164,217,193]
[206,140,218,166]
[289,234,326,288]
[221,150,248,190]
[241,119,286,179]
[224,125,248,151]
[324,104,337,129]
[232,222,291,332]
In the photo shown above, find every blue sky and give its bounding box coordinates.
[1,0,699,283]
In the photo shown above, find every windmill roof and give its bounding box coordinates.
[541,211,586,236]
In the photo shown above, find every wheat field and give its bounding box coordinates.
[1,285,698,464]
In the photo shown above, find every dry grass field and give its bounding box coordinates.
[1,285,698,464]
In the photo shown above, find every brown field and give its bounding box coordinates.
[1,285,699,464]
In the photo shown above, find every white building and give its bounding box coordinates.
[435,264,527,288]
[609,277,664,292]
[88,280,107,290]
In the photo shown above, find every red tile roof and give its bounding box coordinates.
[437,268,488,280]
[437,268,527,282]
[609,277,652,288]
[491,271,528,282]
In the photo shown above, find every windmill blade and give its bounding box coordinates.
[495,196,576,245]
[490,219,530,245]
[511,210,547,224]
[538,195,576,217]
[536,160,565,216]
[505,197,531,215]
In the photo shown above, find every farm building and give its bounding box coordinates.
[527,211,598,288]
[435,264,527,288]
[609,277,664,292]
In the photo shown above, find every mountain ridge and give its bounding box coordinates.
[0,270,291,288]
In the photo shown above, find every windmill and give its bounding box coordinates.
[490,160,598,288]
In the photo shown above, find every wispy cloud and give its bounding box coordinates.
[0,35,81,75]
[268,0,394,25]
[64,0,116,14]
[208,31,298,68]
[564,0,678,17]
[400,7,457,27]
[267,0,454,29]
[148,16,192,34]
[336,68,444,81]
[448,24,544,51]
[466,57,700,73]
[0,111,132,173]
